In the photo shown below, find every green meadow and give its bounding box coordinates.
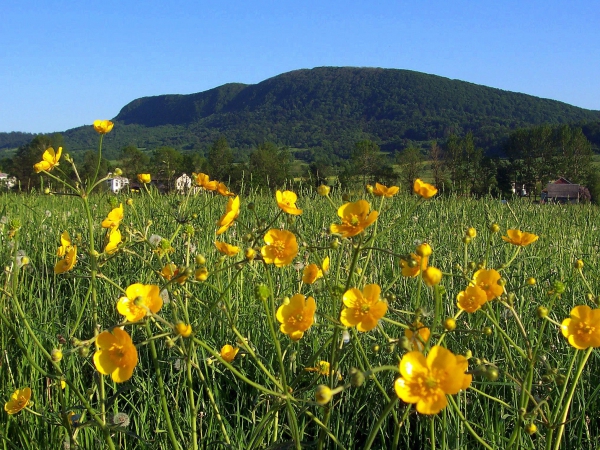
[2,187,600,450]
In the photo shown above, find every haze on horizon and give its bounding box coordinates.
[1,0,598,134]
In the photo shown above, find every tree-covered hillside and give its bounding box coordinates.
[2,67,599,160]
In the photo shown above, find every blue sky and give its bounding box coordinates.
[1,0,598,133]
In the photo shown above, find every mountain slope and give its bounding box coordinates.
[3,67,599,158]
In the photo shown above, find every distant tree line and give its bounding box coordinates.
[2,123,600,203]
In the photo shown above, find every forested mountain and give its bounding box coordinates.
[2,67,599,160]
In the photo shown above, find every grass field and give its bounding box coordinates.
[1,184,600,450]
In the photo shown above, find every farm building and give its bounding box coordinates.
[541,177,589,203]
[106,176,130,193]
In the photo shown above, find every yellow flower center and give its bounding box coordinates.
[360,304,370,314]
[109,343,127,363]
[272,240,286,256]
[576,322,595,338]
[349,215,360,226]
[425,377,439,389]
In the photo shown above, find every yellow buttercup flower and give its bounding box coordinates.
[93,328,138,383]
[54,246,77,274]
[216,196,240,235]
[160,263,188,284]
[116,283,163,322]
[195,267,209,281]
[457,285,487,313]
[261,229,298,267]
[330,200,378,238]
[175,322,193,337]
[400,253,427,277]
[57,230,72,257]
[276,293,317,341]
[137,173,151,184]
[413,179,438,199]
[101,203,123,229]
[104,227,121,254]
[303,264,322,284]
[472,269,504,301]
[216,182,235,197]
[561,305,600,350]
[340,284,387,332]
[33,147,62,173]
[220,344,239,363]
[193,173,218,191]
[372,182,399,197]
[305,360,331,376]
[302,256,330,284]
[502,229,539,247]
[93,120,114,134]
[4,387,31,415]
[214,241,241,256]
[394,346,471,414]
[405,321,431,351]
[422,267,442,286]
[276,190,303,215]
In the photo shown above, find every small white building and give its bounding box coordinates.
[175,173,192,193]
[0,173,17,189]
[106,176,130,193]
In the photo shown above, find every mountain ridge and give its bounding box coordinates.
[2,67,599,158]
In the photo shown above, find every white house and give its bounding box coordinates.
[175,173,192,193]
[0,173,17,189]
[106,176,130,193]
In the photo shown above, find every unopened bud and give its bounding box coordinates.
[315,385,333,405]
[51,348,63,362]
[349,368,365,387]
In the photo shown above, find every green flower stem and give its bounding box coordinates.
[303,410,348,450]
[448,395,493,450]
[191,336,290,399]
[1,291,115,448]
[88,134,103,193]
[144,321,181,450]
[318,235,363,450]
[577,267,594,296]
[263,266,301,450]
[190,354,231,446]
[363,396,399,450]
[550,348,593,450]
[355,196,384,287]
[499,247,521,271]
[468,386,514,410]
[230,325,284,390]
[482,307,528,359]
[185,339,199,450]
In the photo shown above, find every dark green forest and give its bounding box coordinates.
[2,67,600,200]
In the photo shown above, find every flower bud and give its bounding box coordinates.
[536,306,549,318]
[78,346,90,357]
[175,322,193,337]
[342,193,350,202]
[574,259,584,269]
[114,168,123,176]
[245,248,256,261]
[443,318,456,331]
[330,238,340,249]
[462,236,471,244]
[490,223,500,233]
[526,277,536,286]
[365,184,374,194]
[422,267,442,286]
[126,198,133,206]
[525,423,537,435]
[317,185,331,196]
[51,348,63,362]
[466,227,477,238]
[255,284,270,301]
[415,243,432,257]
[44,188,51,194]
[485,367,499,381]
[349,368,365,387]
[315,385,333,405]
[483,326,493,336]
[195,254,206,266]
[247,202,255,210]
[551,280,565,294]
